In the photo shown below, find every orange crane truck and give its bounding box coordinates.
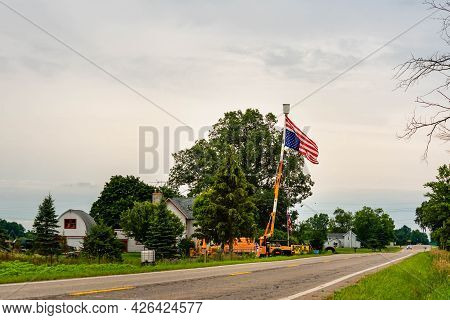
[258,104,305,257]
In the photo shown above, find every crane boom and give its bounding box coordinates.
[258,104,290,257]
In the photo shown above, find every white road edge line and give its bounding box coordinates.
[279,252,414,300]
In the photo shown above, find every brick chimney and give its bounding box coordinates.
[152,192,163,204]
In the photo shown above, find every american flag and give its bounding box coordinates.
[287,210,293,232]
[284,116,319,164]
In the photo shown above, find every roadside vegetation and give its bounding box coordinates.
[333,250,450,300]
[0,246,403,284]
[0,252,319,284]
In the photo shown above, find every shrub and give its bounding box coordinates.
[81,222,123,262]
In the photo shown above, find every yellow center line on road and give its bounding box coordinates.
[69,286,136,296]
[229,271,252,276]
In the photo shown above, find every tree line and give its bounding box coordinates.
[292,207,397,250]
[2,111,447,261]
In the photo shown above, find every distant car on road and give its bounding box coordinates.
[406,245,412,250]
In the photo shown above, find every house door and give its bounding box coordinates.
[120,239,128,252]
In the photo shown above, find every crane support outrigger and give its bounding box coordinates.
[257,104,294,257]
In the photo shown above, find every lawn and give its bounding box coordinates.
[332,250,450,300]
[0,252,327,284]
[0,246,402,285]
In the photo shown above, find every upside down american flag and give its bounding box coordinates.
[284,116,319,164]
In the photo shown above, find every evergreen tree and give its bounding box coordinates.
[121,201,184,259]
[193,146,257,253]
[32,195,61,262]
[82,222,123,262]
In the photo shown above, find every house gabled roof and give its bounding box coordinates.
[166,198,194,220]
[58,209,96,231]
[327,233,345,239]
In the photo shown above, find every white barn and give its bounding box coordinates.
[324,231,361,249]
[57,209,144,252]
[57,209,96,249]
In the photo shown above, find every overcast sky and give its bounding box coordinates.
[0,0,448,230]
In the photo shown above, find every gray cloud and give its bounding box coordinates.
[61,182,96,188]
[228,45,359,81]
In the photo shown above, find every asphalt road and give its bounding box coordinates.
[0,246,428,300]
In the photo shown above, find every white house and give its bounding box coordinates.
[165,197,196,238]
[324,231,361,249]
[57,209,96,249]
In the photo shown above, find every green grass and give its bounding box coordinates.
[334,247,401,254]
[0,252,328,284]
[332,250,450,300]
[0,246,402,285]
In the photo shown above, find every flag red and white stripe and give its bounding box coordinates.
[285,116,319,164]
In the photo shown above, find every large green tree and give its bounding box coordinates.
[121,201,184,259]
[169,109,313,230]
[0,219,25,239]
[394,225,412,246]
[353,207,395,249]
[32,195,61,261]
[303,213,329,250]
[377,210,395,248]
[328,208,353,233]
[416,164,450,249]
[410,229,429,245]
[91,175,179,228]
[82,222,123,262]
[192,146,257,253]
[394,225,430,245]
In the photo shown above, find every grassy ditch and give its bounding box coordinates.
[332,250,450,300]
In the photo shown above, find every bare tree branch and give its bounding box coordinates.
[395,1,450,158]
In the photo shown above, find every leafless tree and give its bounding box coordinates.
[395,1,450,158]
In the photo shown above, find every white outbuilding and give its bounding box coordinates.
[57,209,96,249]
[57,209,144,252]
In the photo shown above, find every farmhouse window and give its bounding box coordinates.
[64,219,77,229]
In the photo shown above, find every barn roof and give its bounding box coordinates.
[58,209,97,231]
